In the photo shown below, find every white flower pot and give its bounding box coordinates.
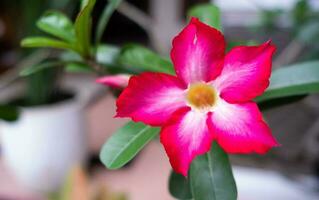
[0,97,87,192]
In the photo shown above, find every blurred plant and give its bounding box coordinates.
[257,9,283,33]
[0,0,171,120]
[5,0,319,199]
[49,166,126,200]
[0,0,75,118]
[256,0,319,65]
[98,3,319,200]
[0,0,74,41]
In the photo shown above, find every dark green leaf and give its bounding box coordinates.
[169,170,192,200]
[292,0,311,27]
[65,62,93,73]
[21,37,76,51]
[95,0,123,45]
[75,0,96,57]
[258,95,307,111]
[256,61,319,102]
[25,67,60,106]
[227,40,258,52]
[188,4,221,30]
[0,105,20,122]
[190,142,237,200]
[96,44,120,66]
[119,44,174,74]
[37,10,75,42]
[100,122,159,169]
[20,61,62,76]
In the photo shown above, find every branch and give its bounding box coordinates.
[273,39,304,68]
[117,1,154,33]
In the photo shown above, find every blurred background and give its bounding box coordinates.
[0,0,319,199]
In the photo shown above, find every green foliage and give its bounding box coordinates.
[74,0,96,57]
[59,51,92,73]
[100,122,159,169]
[256,61,319,102]
[65,62,93,73]
[292,0,311,27]
[96,44,120,66]
[169,143,237,200]
[169,171,192,200]
[20,61,62,76]
[258,95,307,111]
[36,11,75,42]
[187,4,221,30]
[258,9,282,33]
[0,105,20,122]
[26,67,61,106]
[21,37,76,51]
[190,143,237,200]
[119,44,174,74]
[22,0,97,58]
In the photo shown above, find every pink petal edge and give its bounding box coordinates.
[212,41,276,103]
[116,72,187,126]
[170,17,225,85]
[208,99,279,154]
[160,107,214,176]
[96,74,131,88]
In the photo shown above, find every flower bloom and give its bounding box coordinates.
[115,18,279,176]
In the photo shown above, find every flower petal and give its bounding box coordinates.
[213,41,276,103]
[208,99,279,154]
[116,72,187,126]
[96,74,131,88]
[171,18,225,84]
[160,107,213,176]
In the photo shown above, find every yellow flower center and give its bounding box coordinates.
[186,83,217,109]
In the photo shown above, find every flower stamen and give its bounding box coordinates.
[187,83,217,109]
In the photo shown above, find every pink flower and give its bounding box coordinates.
[116,18,279,176]
[96,74,131,88]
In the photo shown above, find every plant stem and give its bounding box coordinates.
[117,1,153,34]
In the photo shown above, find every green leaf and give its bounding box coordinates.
[95,0,123,45]
[37,10,75,42]
[292,0,311,27]
[100,122,159,169]
[119,44,174,74]
[60,50,83,62]
[96,44,120,66]
[20,61,62,76]
[169,170,192,200]
[80,0,90,10]
[258,95,307,111]
[0,105,20,122]
[190,142,237,200]
[75,0,96,57]
[188,4,221,30]
[256,61,319,102]
[65,62,93,73]
[21,37,76,51]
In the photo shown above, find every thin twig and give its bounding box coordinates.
[273,39,304,67]
[117,1,154,34]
